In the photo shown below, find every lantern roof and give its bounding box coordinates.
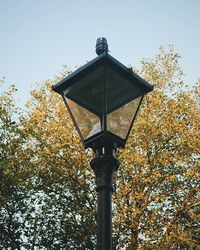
[52,52,153,95]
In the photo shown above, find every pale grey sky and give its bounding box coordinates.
[0,0,199,107]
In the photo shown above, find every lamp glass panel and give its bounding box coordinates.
[107,96,142,139]
[65,98,101,139]
[63,66,104,116]
[106,67,144,114]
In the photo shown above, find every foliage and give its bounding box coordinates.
[113,48,200,249]
[0,49,199,249]
[0,84,34,249]
[19,76,96,249]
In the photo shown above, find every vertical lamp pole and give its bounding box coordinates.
[91,147,119,249]
[52,38,153,250]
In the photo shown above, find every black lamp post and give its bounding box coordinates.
[52,38,153,250]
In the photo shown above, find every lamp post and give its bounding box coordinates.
[52,38,153,250]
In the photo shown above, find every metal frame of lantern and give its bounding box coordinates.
[52,51,152,152]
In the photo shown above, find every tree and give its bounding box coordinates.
[0,48,199,249]
[0,84,34,249]
[19,75,97,249]
[0,77,97,249]
[112,47,200,249]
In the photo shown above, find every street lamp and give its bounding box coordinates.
[52,37,153,250]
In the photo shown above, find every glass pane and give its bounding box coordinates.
[106,67,144,114]
[65,98,101,139]
[63,66,104,116]
[107,96,142,139]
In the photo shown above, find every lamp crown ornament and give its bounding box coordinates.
[96,37,109,55]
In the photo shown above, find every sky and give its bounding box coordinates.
[0,0,200,107]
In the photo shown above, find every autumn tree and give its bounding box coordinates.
[0,48,199,249]
[113,48,200,249]
[18,74,97,249]
[0,84,35,249]
[0,76,97,249]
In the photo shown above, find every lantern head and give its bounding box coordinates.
[52,38,153,151]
